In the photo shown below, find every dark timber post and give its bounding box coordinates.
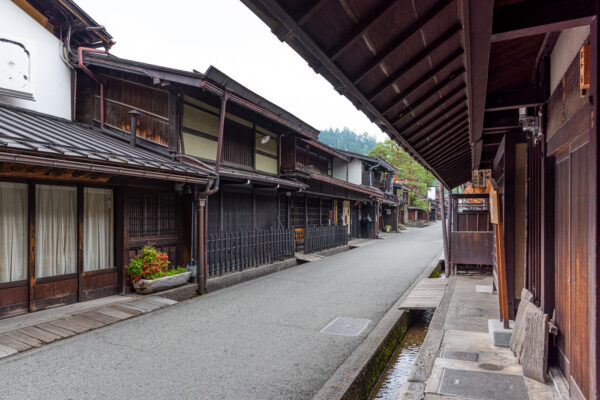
[439,183,450,276]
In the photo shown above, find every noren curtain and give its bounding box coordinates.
[35,185,77,278]
[83,188,114,271]
[0,182,28,283]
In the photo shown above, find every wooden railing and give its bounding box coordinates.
[207,228,295,277]
[305,225,348,253]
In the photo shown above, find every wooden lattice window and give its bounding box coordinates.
[128,190,176,238]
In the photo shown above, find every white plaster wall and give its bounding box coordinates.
[332,158,347,181]
[0,0,72,118]
[348,159,363,185]
[550,26,590,95]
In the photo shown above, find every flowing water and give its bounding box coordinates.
[369,310,433,400]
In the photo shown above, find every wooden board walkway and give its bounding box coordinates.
[399,278,448,309]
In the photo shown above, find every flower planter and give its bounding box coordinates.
[133,271,191,294]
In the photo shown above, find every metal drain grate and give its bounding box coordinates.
[320,317,371,337]
[441,350,479,362]
[438,368,528,400]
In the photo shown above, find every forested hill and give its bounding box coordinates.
[319,128,377,155]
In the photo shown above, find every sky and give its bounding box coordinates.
[76,0,389,142]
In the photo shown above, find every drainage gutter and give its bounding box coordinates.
[313,250,444,400]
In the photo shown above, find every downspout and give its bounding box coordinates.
[368,161,382,187]
[76,47,106,127]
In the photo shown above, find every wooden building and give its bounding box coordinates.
[279,134,383,243]
[241,0,600,397]
[0,0,209,318]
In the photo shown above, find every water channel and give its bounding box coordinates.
[368,309,434,399]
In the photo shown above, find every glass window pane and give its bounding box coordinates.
[35,185,77,278]
[84,188,114,271]
[0,182,28,283]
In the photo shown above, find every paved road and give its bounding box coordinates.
[0,223,442,400]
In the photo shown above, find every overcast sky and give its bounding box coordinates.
[76,0,388,142]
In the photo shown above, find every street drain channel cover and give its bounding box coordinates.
[438,368,529,400]
[440,350,479,362]
[320,317,371,337]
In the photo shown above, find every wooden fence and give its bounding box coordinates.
[207,228,295,276]
[305,225,348,253]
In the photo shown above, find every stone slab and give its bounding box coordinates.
[4,330,43,347]
[438,368,528,400]
[475,285,493,293]
[18,326,61,344]
[79,311,121,325]
[142,296,177,307]
[120,300,160,313]
[0,343,18,358]
[95,307,134,321]
[488,319,514,347]
[0,333,32,352]
[109,304,143,316]
[36,322,76,339]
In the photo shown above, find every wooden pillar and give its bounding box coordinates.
[196,196,206,293]
[439,183,450,276]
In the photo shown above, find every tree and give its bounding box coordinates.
[319,127,377,155]
[368,139,436,208]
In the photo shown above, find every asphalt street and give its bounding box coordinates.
[0,223,442,400]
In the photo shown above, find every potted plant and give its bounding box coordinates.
[127,246,191,294]
[384,224,392,232]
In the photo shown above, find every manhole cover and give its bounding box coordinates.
[478,363,504,371]
[438,368,528,400]
[441,350,479,362]
[320,317,371,337]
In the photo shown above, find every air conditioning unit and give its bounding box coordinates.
[0,35,35,101]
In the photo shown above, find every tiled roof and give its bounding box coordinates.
[0,105,210,183]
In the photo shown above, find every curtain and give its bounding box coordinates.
[0,182,28,283]
[35,185,77,278]
[83,188,114,271]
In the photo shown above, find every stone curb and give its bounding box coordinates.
[400,275,457,399]
[312,249,444,400]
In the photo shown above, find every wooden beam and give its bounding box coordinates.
[242,0,453,188]
[375,50,464,106]
[329,0,398,60]
[428,142,471,166]
[420,127,469,157]
[351,0,456,85]
[485,87,547,111]
[393,86,466,127]
[415,120,469,150]
[427,139,471,165]
[404,106,468,142]
[491,0,595,42]
[296,0,329,26]
[483,109,519,130]
[390,71,465,120]
[460,0,494,169]
[357,23,462,94]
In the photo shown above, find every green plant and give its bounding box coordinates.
[384,225,392,231]
[126,246,185,282]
